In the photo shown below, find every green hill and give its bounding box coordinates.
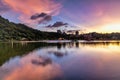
[0,16,63,41]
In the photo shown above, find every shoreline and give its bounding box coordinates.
[1,40,120,43]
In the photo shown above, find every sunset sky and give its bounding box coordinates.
[0,0,120,33]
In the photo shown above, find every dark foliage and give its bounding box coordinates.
[0,16,65,41]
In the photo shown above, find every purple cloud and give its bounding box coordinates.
[46,22,68,28]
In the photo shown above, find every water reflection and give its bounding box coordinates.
[31,56,52,66]
[48,51,67,58]
[1,41,120,80]
[0,50,62,80]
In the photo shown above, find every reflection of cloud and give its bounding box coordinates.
[5,63,61,80]
[0,50,62,80]
[48,51,67,58]
[31,56,52,66]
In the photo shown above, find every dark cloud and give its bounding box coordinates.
[38,15,52,23]
[31,13,47,20]
[46,22,68,28]
[43,15,52,21]
[0,0,10,14]
[30,12,52,24]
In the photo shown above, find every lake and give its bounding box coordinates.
[1,41,120,80]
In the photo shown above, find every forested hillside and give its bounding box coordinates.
[0,16,63,41]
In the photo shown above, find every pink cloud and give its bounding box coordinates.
[3,0,62,27]
[4,63,62,80]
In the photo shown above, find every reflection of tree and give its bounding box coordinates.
[75,42,79,48]
[31,56,52,66]
[63,43,66,48]
[80,42,120,47]
[0,42,57,66]
[55,41,120,48]
[56,42,80,49]
[57,43,62,49]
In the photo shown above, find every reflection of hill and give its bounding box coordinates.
[0,42,57,66]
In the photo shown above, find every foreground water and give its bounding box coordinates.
[1,41,120,80]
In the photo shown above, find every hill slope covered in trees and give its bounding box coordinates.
[0,16,64,41]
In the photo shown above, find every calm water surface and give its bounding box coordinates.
[1,41,120,80]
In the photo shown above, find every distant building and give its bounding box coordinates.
[58,38,65,40]
[57,30,62,34]
[75,31,79,36]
